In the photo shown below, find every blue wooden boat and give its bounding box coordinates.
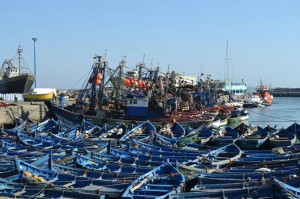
[27,118,59,135]
[119,121,156,141]
[208,126,239,147]
[130,138,212,155]
[52,163,140,182]
[269,128,297,148]
[179,125,213,145]
[41,153,143,181]
[193,181,267,191]
[221,164,299,174]
[184,143,242,169]
[234,122,252,135]
[169,186,272,199]
[0,133,17,143]
[92,152,163,167]
[150,132,201,151]
[272,177,300,199]
[0,182,106,199]
[2,119,27,136]
[49,127,78,140]
[128,144,202,159]
[232,155,296,166]
[98,123,127,139]
[0,141,27,152]
[121,163,185,199]
[76,154,152,174]
[49,120,103,140]
[110,148,194,165]
[156,122,185,138]
[199,167,299,184]
[286,122,300,138]
[238,126,269,150]
[15,158,131,191]
[17,133,54,149]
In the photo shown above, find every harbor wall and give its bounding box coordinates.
[0,101,48,126]
[271,88,300,97]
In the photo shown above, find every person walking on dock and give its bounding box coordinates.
[14,94,18,103]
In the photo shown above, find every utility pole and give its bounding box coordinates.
[32,38,38,88]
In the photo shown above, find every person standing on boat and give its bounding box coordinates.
[59,94,67,108]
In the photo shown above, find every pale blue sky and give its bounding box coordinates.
[1,0,300,89]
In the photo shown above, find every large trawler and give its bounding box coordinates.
[0,46,35,93]
[48,55,215,128]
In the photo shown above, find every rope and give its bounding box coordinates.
[70,70,92,90]
[28,172,57,199]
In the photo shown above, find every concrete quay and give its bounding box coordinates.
[0,101,48,126]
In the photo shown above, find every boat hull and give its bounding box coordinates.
[49,104,214,128]
[0,74,34,93]
[24,92,54,102]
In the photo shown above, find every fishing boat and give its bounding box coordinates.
[180,125,213,145]
[156,121,185,138]
[238,126,269,150]
[227,109,249,127]
[15,158,131,192]
[184,143,242,169]
[47,55,214,128]
[243,92,264,108]
[119,121,156,141]
[0,46,34,93]
[76,154,152,174]
[272,177,300,199]
[286,122,300,138]
[0,181,105,199]
[269,129,297,148]
[202,143,242,168]
[208,126,239,147]
[169,186,272,199]
[23,88,55,102]
[2,119,27,136]
[256,80,273,105]
[121,163,185,199]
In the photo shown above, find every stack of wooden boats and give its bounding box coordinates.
[0,118,300,198]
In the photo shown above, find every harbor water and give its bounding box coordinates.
[248,97,300,128]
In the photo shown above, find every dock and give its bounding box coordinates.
[0,101,48,126]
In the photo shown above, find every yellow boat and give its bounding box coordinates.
[23,88,55,102]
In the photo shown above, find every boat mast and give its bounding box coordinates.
[225,41,231,82]
[163,64,170,114]
[138,54,145,80]
[87,55,102,115]
[225,41,232,97]
[117,56,125,100]
[18,45,23,76]
[100,57,106,105]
